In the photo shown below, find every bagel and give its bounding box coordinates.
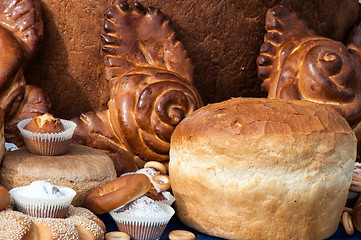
[105,231,130,240]
[169,230,196,240]
[85,174,152,214]
[151,174,171,191]
[144,161,168,175]
[0,186,10,211]
[342,211,354,235]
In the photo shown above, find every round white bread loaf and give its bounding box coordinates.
[169,98,357,240]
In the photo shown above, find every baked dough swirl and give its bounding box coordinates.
[108,68,201,161]
[73,2,202,175]
[257,5,361,128]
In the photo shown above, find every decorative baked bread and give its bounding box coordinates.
[25,0,359,117]
[72,2,203,176]
[170,97,357,240]
[0,205,105,239]
[257,5,361,136]
[0,144,117,206]
[0,0,51,146]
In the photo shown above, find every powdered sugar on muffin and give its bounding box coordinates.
[17,181,66,199]
[115,196,168,218]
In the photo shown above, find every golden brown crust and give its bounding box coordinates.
[0,0,43,63]
[105,231,130,240]
[170,97,357,240]
[0,0,51,146]
[150,174,170,191]
[257,5,361,129]
[144,161,168,174]
[0,185,10,211]
[172,98,354,167]
[169,230,195,240]
[71,110,138,176]
[103,3,203,163]
[71,3,202,176]
[24,113,64,133]
[85,174,152,214]
[25,0,359,118]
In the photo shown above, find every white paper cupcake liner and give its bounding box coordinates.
[110,202,175,240]
[9,185,76,218]
[160,192,175,206]
[18,118,77,156]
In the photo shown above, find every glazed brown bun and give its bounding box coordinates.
[85,174,152,215]
[170,98,357,240]
[0,186,10,211]
[24,113,64,133]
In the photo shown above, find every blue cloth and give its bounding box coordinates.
[99,213,361,239]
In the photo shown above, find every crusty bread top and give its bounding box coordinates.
[171,98,357,170]
[172,98,353,138]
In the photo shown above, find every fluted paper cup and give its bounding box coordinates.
[110,202,175,240]
[18,118,77,156]
[160,191,175,206]
[9,185,76,218]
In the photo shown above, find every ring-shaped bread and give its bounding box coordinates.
[151,174,171,191]
[169,230,196,240]
[342,211,354,235]
[144,161,168,175]
[105,231,131,240]
[85,174,151,214]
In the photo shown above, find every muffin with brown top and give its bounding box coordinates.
[24,113,65,134]
[18,113,76,155]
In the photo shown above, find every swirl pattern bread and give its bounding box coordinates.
[0,0,51,146]
[72,2,203,175]
[257,5,361,129]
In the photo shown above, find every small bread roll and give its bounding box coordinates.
[170,98,357,240]
[24,113,64,133]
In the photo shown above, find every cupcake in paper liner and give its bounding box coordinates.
[110,196,175,240]
[17,113,77,156]
[9,181,76,218]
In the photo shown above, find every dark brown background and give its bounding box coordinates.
[26,0,359,119]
